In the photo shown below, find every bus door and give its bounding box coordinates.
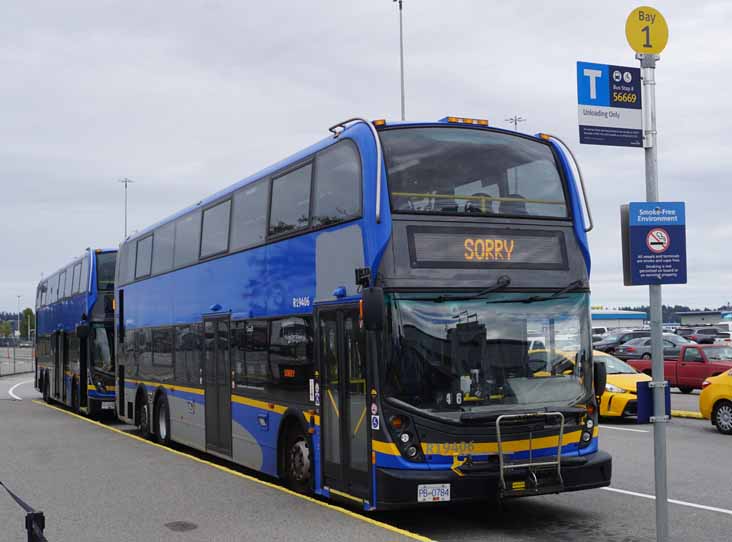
[79,330,88,410]
[52,331,61,399]
[203,316,232,456]
[318,306,369,499]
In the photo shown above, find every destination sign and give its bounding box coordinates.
[407,227,567,270]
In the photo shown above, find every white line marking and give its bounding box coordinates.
[602,487,732,516]
[600,425,649,433]
[8,379,34,401]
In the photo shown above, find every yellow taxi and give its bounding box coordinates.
[526,349,650,418]
[699,369,732,435]
[594,351,651,418]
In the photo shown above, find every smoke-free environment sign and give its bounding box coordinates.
[621,202,687,285]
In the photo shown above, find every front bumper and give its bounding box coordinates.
[374,450,612,509]
[602,392,638,417]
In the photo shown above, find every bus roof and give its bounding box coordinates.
[122,119,547,244]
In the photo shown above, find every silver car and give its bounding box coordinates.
[614,333,693,360]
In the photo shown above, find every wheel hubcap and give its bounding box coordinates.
[288,438,311,482]
[717,405,732,431]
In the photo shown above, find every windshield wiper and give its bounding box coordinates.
[485,279,585,305]
[433,275,511,303]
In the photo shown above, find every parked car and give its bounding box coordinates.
[627,344,732,393]
[699,369,732,435]
[676,326,721,344]
[592,326,609,337]
[714,332,732,345]
[594,351,651,418]
[714,321,732,333]
[614,333,692,360]
[593,330,649,354]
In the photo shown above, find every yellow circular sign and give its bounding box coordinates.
[626,6,668,54]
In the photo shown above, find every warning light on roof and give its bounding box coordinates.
[442,116,489,126]
[372,119,386,126]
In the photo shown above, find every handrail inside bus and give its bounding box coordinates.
[328,118,384,223]
[538,133,594,233]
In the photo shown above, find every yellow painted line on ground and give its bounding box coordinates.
[671,409,704,419]
[31,400,433,542]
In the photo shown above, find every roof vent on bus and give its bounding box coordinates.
[209,303,223,312]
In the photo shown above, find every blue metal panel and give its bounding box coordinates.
[549,140,591,275]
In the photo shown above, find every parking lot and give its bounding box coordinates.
[1,374,729,542]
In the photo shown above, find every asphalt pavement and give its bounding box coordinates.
[1,373,730,542]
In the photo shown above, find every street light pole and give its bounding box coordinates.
[394,0,406,121]
[505,115,526,131]
[16,295,21,341]
[118,178,135,238]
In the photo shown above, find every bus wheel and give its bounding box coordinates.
[155,394,171,445]
[713,400,732,435]
[72,381,80,414]
[137,393,151,437]
[43,374,50,403]
[285,428,312,494]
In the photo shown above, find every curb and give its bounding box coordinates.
[671,409,704,419]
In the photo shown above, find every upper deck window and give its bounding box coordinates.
[135,236,153,278]
[174,211,202,268]
[80,254,90,292]
[269,164,312,237]
[151,222,175,275]
[312,142,361,227]
[72,262,82,294]
[200,200,231,259]
[381,127,568,219]
[231,179,269,251]
[64,265,74,298]
[96,252,116,291]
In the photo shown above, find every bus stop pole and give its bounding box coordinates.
[639,52,669,542]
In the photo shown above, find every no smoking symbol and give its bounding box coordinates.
[646,228,670,253]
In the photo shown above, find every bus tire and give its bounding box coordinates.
[154,393,171,445]
[72,380,80,414]
[713,400,732,435]
[43,373,51,403]
[136,390,151,438]
[283,425,312,494]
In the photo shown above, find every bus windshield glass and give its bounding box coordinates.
[381,292,591,415]
[381,127,568,218]
[96,252,116,291]
[92,324,115,373]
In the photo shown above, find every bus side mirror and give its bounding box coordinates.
[594,360,607,398]
[76,323,90,339]
[362,287,385,331]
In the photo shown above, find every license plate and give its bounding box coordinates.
[417,483,450,503]
[101,402,115,410]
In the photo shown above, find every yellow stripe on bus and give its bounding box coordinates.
[230,394,287,415]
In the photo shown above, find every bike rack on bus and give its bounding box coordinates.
[328,118,384,223]
[495,411,565,497]
[538,133,594,233]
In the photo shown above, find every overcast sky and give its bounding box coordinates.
[1,1,730,313]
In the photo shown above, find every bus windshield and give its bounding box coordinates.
[92,324,115,373]
[96,252,116,291]
[381,292,591,415]
[381,127,568,219]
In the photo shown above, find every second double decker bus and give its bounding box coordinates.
[114,116,610,509]
[35,248,117,415]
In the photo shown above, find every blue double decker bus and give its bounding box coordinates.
[36,248,117,415]
[114,117,610,509]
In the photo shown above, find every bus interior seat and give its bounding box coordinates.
[498,194,528,216]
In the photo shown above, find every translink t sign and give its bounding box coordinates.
[577,61,642,147]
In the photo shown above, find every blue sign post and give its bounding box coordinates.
[577,61,642,147]
[621,202,687,286]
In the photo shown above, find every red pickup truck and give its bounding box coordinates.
[627,344,732,393]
